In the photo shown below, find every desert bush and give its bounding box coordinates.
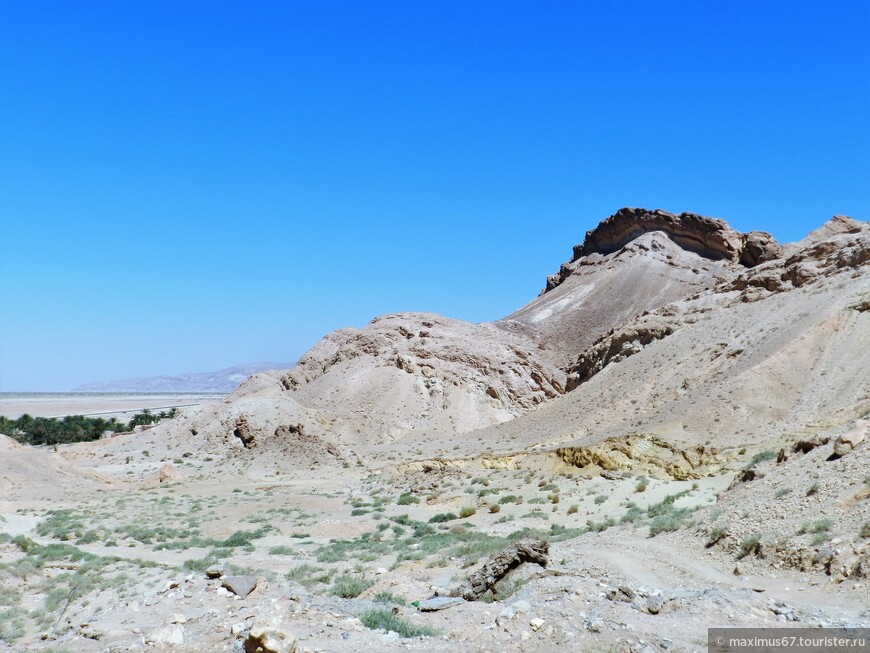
[737,534,761,558]
[648,513,685,536]
[488,503,501,513]
[498,495,520,505]
[373,590,407,605]
[268,545,296,555]
[706,525,729,547]
[428,512,458,524]
[567,504,579,515]
[459,506,476,519]
[774,487,792,498]
[397,493,419,505]
[860,523,870,539]
[330,573,372,598]
[358,608,436,638]
[594,495,607,504]
[749,450,776,466]
[806,482,820,496]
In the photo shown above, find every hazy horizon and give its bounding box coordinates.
[2,2,868,391]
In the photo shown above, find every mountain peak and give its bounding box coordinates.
[543,208,780,294]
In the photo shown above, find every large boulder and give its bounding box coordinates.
[244,616,297,653]
[834,420,867,458]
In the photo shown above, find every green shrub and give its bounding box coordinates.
[397,494,420,505]
[707,525,729,547]
[648,512,685,536]
[594,495,607,504]
[737,534,761,558]
[373,591,407,606]
[358,608,436,638]
[586,517,616,532]
[459,506,476,519]
[498,495,520,505]
[806,482,820,496]
[749,450,776,466]
[330,573,373,599]
[860,523,870,539]
[268,545,296,555]
[773,487,792,498]
[567,504,579,515]
[428,513,458,524]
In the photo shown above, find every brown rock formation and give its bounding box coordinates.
[545,207,780,293]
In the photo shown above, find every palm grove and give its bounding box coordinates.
[0,409,177,446]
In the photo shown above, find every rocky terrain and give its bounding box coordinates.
[1,208,868,652]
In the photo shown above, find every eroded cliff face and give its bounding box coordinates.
[231,312,567,443]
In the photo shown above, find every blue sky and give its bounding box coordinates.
[1,1,867,390]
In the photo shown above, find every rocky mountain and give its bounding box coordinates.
[3,207,868,652]
[71,362,291,393]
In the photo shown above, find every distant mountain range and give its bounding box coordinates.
[71,362,291,393]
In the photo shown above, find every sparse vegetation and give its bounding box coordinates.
[330,573,373,598]
[749,450,776,466]
[373,590,407,606]
[358,608,436,638]
[737,534,761,558]
[429,512,459,523]
[707,525,729,547]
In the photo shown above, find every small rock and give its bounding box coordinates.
[244,616,297,653]
[146,624,185,646]
[496,606,515,626]
[158,463,183,484]
[417,597,463,612]
[206,564,225,579]
[530,618,545,632]
[223,575,258,598]
[585,618,603,633]
[834,420,867,457]
[646,595,664,615]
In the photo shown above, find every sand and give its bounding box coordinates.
[0,392,225,419]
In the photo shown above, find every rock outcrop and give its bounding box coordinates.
[729,218,870,296]
[544,207,780,293]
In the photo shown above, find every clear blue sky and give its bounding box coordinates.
[1,1,867,390]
